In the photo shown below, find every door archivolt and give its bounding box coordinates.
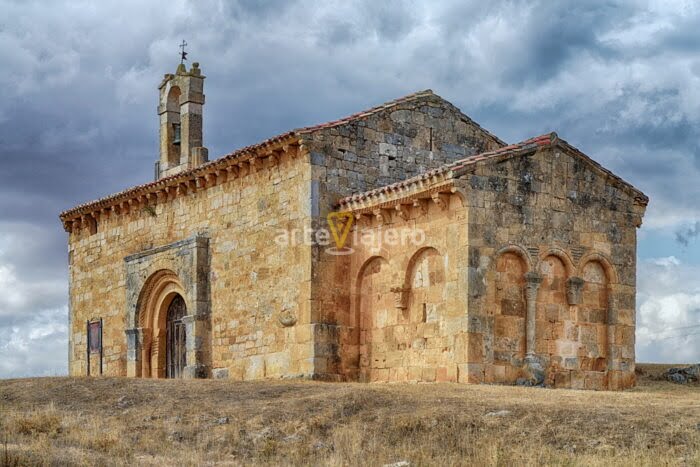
[136,270,188,378]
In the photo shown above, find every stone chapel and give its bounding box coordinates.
[60,62,648,390]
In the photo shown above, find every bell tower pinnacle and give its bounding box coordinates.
[156,47,207,179]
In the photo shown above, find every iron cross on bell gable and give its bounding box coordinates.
[179,39,188,64]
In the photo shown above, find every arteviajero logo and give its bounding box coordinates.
[326,211,355,255]
[273,210,425,254]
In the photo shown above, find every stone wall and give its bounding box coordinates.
[460,144,644,390]
[305,92,503,379]
[67,148,314,379]
[338,194,469,382]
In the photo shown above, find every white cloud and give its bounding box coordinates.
[0,228,68,378]
[636,256,700,363]
[0,307,67,378]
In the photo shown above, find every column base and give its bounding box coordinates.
[522,355,545,386]
[183,363,208,379]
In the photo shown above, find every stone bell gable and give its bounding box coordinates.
[60,63,647,390]
[157,62,208,179]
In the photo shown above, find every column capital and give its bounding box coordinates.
[125,327,145,348]
[524,271,543,285]
[390,286,411,309]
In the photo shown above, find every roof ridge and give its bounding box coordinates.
[295,89,435,134]
[424,90,508,147]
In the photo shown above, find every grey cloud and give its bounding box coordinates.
[675,222,700,247]
[503,3,623,84]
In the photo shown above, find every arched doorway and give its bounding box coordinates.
[166,295,187,379]
[132,269,188,378]
[125,237,212,379]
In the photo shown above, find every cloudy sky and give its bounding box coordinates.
[1,0,699,377]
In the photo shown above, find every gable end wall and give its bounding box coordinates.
[462,145,644,390]
[305,96,502,378]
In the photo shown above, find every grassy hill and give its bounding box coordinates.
[0,364,698,466]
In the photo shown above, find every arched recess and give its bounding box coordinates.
[353,255,391,382]
[166,85,181,112]
[404,246,444,324]
[165,85,181,166]
[537,255,571,373]
[397,247,446,379]
[496,244,533,272]
[576,257,613,372]
[577,252,618,285]
[538,248,575,278]
[450,187,468,208]
[135,269,188,378]
[492,250,528,383]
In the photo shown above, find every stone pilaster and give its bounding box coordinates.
[607,293,616,372]
[523,272,544,385]
[126,328,143,377]
[524,272,543,358]
[183,313,210,378]
[566,276,584,305]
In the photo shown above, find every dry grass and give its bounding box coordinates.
[0,364,698,466]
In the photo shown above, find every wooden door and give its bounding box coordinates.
[166,295,187,378]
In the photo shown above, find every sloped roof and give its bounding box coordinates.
[59,131,299,220]
[338,132,648,209]
[296,89,505,145]
[60,89,503,223]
